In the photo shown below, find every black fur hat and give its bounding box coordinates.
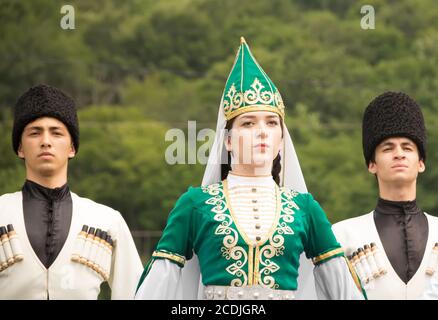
[362,91,426,166]
[12,84,79,154]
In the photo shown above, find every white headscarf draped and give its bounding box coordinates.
[201,80,307,192]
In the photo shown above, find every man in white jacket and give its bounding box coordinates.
[0,84,143,299]
[333,92,438,299]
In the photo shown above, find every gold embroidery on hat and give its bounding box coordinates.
[223,78,285,120]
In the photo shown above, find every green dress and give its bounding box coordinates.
[138,180,347,291]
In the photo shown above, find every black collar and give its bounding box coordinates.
[22,179,70,202]
[375,197,421,215]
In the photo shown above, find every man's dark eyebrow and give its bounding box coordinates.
[380,140,416,148]
[25,126,63,131]
[24,126,43,131]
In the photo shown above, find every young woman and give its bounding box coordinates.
[135,38,364,300]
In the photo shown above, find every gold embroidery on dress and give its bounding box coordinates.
[202,183,248,287]
[256,187,300,288]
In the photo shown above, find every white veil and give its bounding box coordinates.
[201,85,307,191]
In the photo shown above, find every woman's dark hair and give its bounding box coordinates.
[221,116,283,184]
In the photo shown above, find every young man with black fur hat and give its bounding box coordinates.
[0,84,143,299]
[332,91,438,299]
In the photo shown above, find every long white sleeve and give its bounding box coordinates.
[135,259,184,299]
[421,273,438,299]
[314,256,364,300]
[108,213,143,299]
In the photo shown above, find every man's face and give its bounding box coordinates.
[368,137,425,185]
[18,117,76,178]
[225,111,283,169]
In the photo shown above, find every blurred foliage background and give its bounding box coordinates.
[1,0,438,297]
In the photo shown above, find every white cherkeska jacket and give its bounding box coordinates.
[333,211,438,300]
[0,191,143,299]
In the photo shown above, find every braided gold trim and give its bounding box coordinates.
[152,251,186,266]
[312,248,344,265]
[226,105,284,121]
[345,256,362,292]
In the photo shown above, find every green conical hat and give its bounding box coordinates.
[222,37,285,120]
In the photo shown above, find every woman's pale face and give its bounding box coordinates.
[225,111,283,173]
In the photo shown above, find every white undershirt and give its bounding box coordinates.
[226,173,277,244]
